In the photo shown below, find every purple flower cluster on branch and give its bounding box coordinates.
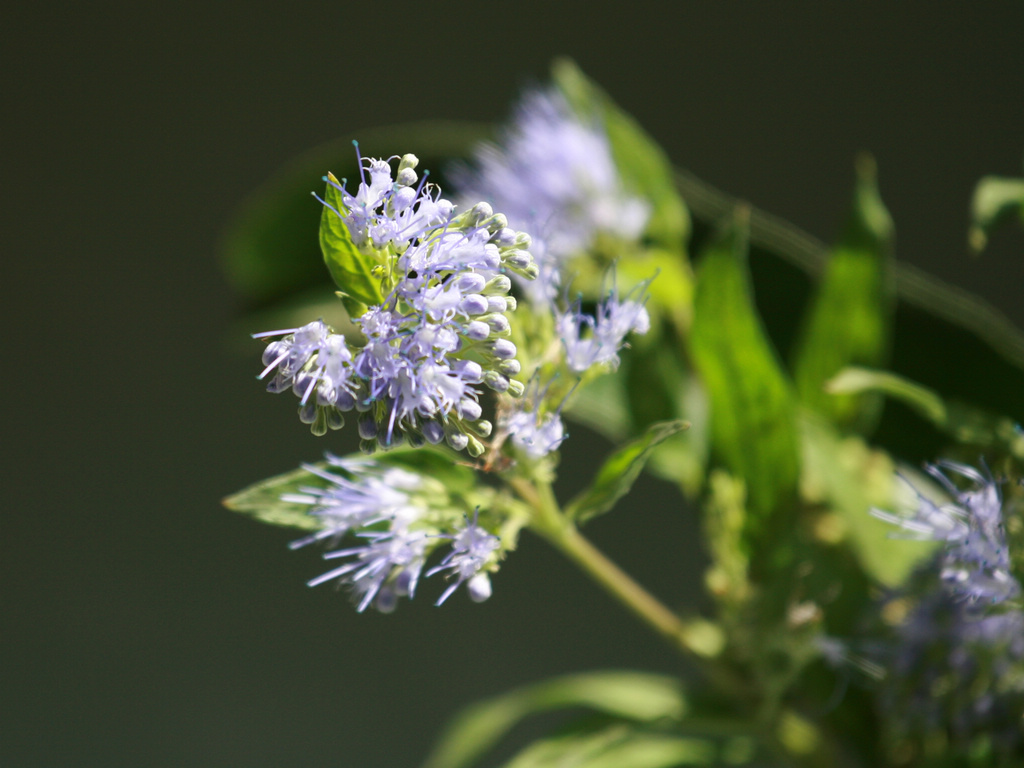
[283,455,500,613]
[255,151,538,454]
[870,461,1024,750]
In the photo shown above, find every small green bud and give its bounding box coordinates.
[506,379,526,398]
[397,153,419,173]
[485,213,508,233]
[466,435,486,458]
[484,275,512,294]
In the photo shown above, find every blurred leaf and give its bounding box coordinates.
[552,58,690,253]
[689,210,800,523]
[647,373,709,496]
[317,172,384,317]
[618,247,694,331]
[792,155,894,428]
[566,420,689,524]
[565,367,632,443]
[798,412,928,586]
[624,339,709,494]
[969,174,1024,253]
[220,121,492,305]
[222,463,325,531]
[826,367,945,425]
[828,366,1024,460]
[675,165,1024,379]
[421,671,688,768]
[501,727,717,768]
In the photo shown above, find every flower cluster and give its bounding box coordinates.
[557,279,651,374]
[872,461,1020,606]
[256,150,538,453]
[500,376,568,460]
[283,455,501,613]
[452,88,650,305]
[870,461,1024,750]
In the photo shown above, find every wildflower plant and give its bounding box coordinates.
[223,59,1024,766]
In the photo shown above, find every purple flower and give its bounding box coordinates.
[452,88,650,307]
[256,148,538,452]
[558,279,651,374]
[872,461,1019,606]
[868,459,1024,751]
[427,511,501,605]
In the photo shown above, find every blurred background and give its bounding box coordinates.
[3,2,1023,766]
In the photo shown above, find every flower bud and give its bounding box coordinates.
[465,320,490,341]
[483,371,510,393]
[498,359,521,376]
[466,435,486,458]
[484,274,512,295]
[490,339,517,360]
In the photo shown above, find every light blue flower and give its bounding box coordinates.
[869,460,1024,751]
[502,375,568,459]
[558,279,651,374]
[453,88,650,305]
[257,149,537,451]
[427,511,501,605]
[872,461,1019,606]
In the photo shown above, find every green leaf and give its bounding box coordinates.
[421,671,688,768]
[220,121,492,305]
[564,366,632,443]
[969,174,1024,253]
[827,366,1024,460]
[623,338,709,495]
[792,155,894,429]
[222,446,477,532]
[825,367,946,425]
[551,58,689,253]
[798,412,928,586]
[688,210,800,523]
[318,171,387,317]
[222,464,325,531]
[566,420,689,524]
[501,727,716,768]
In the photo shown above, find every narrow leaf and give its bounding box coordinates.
[502,728,716,768]
[792,155,894,428]
[969,174,1024,253]
[318,172,386,317]
[828,366,1024,460]
[688,210,800,522]
[825,367,946,425]
[421,671,687,768]
[567,420,689,524]
[222,464,325,531]
[222,447,474,532]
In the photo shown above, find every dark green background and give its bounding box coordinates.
[4,3,1024,766]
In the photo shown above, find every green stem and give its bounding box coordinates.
[511,475,747,697]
